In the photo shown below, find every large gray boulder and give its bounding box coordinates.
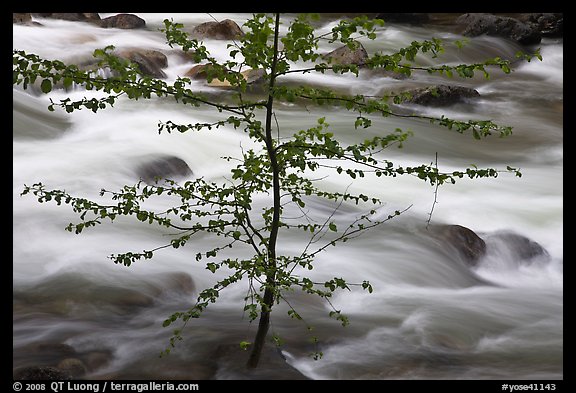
[323,41,368,66]
[456,13,541,45]
[518,13,563,37]
[13,13,32,24]
[116,49,168,78]
[428,224,487,267]
[192,19,244,40]
[100,13,145,29]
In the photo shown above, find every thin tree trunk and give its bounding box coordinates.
[246,12,281,369]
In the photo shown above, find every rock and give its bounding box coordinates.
[323,41,368,66]
[32,13,101,24]
[456,13,541,45]
[243,68,266,85]
[101,13,145,29]
[486,231,550,263]
[428,224,487,267]
[214,343,310,380]
[136,155,193,184]
[14,366,72,380]
[162,272,195,295]
[57,358,87,378]
[375,13,430,24]
[403,85,480,107]
[184,64,222,80]
[185,65,265,87]
[13,13,32,24]
[518,13,563,37]
[192,19,244,40]
[116,49,168,78]
[83,351,113,371]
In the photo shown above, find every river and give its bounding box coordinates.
[13,13,562,380]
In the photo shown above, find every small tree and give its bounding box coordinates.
[13,13,534,368]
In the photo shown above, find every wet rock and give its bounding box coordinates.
[214,343,310,380]
[518,13,563,38]
[13,13,32,24]
[184,64,224,80]
[184,65,264,88]
[376,13,430,24]
[192,19,244,40]
[136,155,193,184]
[57,358,88,378]
[486,231,550,263]
[428,224,487,267]
[100,13,145,29]
[403,85,480,107]
[14,366,72,380]
[116,49,168,78]
[163,272,195,295]
[323,41,368,66]
[456,13,541,45]
[83,351,113,371]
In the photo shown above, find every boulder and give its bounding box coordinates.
[456,13,541,45]
[83,351,113,371]
[403,85,480,107]
[13,13,32,24]
[486,231,550,263]
[136,155,193,184]
[375,13,430,24]
[100,13,145,29]
[323,41,368,66]
[32,13,101,24]
[214,343,310,380]
[518,13,563,37]
[116,49,168,78]
[57,358,88,378]
[184,64,222,80]
[192,19,244,40]
[428,224,487,267]
[13,366,72,380]
[185,65,264,87]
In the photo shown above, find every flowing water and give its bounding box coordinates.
[13,14,562,380]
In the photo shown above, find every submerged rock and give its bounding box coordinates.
[456,13,541,45]
[214,343,310,380]
[484,231,550,264]
[57,358,87,378]
[136,155,193,184]
[403,85,480,107]
[192,19,244,40]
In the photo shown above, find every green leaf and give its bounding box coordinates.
[328,222,337,232]
[239,341,251,350]
[40,79,52,94]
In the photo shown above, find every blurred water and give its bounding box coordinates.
[13,13,562,379]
